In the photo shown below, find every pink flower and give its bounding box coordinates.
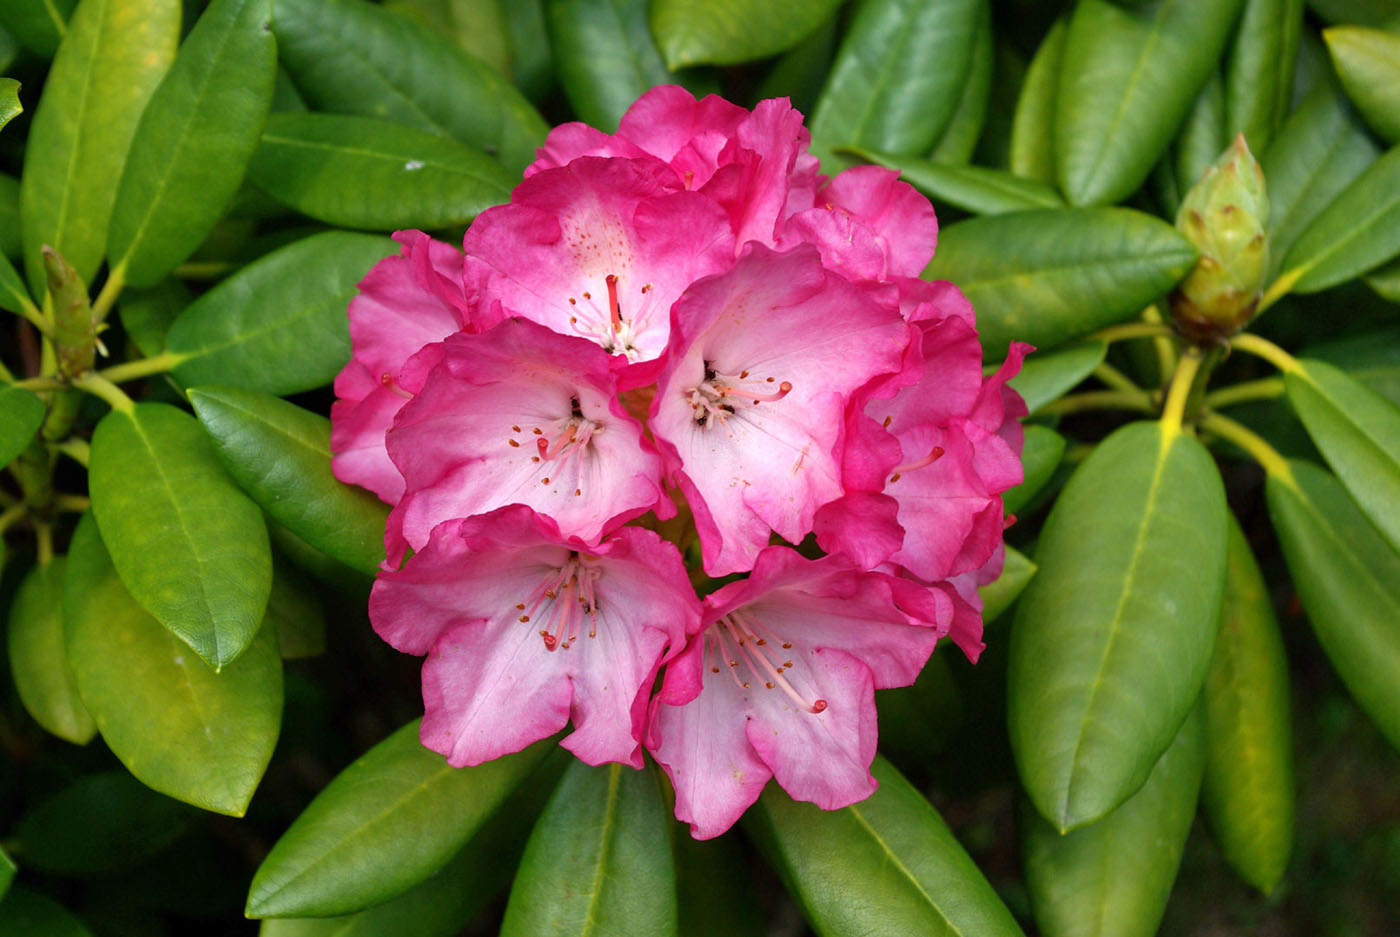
[647,547,948,839]
[371,505,700,768]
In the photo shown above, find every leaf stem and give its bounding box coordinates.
[174,260,237,280]
[1141,305,1178,387]
[1199,410,1294,483]
[1092,361,1143,395]
[1160,349,1205,435]
[1086,321,1172,344]
[1256,267,1304,316]
[0,503,25,536]
[35,521,53,567]
[1229,332,1301,374]
[8,295,50,335]
[73,373,136,414]
[1204,377,1286,410]
[55,493,91,514]
[54,437,90,468]
[90,264,126,325]
[1040,389,1155,416]
[100,351,181,384]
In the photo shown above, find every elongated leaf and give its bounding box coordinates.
[1225,0,1301,153]
[1307,0,1398,26]
[1267,461,1400,751]
[927,2,992,165]
[980,545,1036,624]
[118,277,191,358]
[106,0,275,288]
[1056,0,1243,206]
[0,887,93,936]
[505,0,554,102]
[924,208,1196,358]
[0,0,76,56]
[1306,326,1400,405]
[1003,426,1064,517]
[500,761,676,937]
[674,827,766,937]
[165,231,395,396]
[546,0,680,133]
[247,113,513,231]
[7,559,95,744]
[1171,71,1226,199]
[1368,256,1400,303]
[0,848,12,901]
[1263,82,1379,276]
[748,755,1024,937]
[264,563,325,659]
[1,172,19,258]
[1009,421,1227,831]
[0,386,44,468]
[247,722,551,918]
[387,0,511,75]
[89,403,272,669]
[1009,17,1065,185]
[1006,340,1106,414]
[1202,518,1293,894]
[19,0,178,292]
[651,0,840,68]
[1325,26,1400,144]
[844,147,1062,216]
[0,78,18,131]
[64,512,283,815]
[757,18,837,115]
[273,0,547,174]
[1280,144,1400,292]
[809,0,981,167]
[1286,357,1400,556]
[1023,706,1205,937]
[0,251,35,315]
[189,386,388,575]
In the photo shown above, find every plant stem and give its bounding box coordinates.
[90,263,126,325]
[1141,305,1178,387]
[174,260,237,279]
[1092,361,1143,395]
[1256,267,1304,316]
[1229,332,1301,374]
[1204,377,1286,410]
[1087,321,1173,344]
[100,350,181,384]
[74,373,136,413]
[54,438,90,467]
[55,493,91,514]
[1040,389,1155,416]
[35,521,53,566]
[1199,410,1294,483]
[1161,349,1205,435]
[0,503,25,536]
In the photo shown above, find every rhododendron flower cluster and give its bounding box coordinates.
[332,86,1029,840]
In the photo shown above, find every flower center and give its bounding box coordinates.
[505,397,602,499]
[687,364,792,430]
[514,553,603,651]
[565,273,659,361]
[705,609,827,713]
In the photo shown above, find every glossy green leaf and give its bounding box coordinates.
[0,0,75,56]
[809,0,981,168]
[651,0,840,68]
[247,722,551,918]
[1,173,19,258]
[1267,461,1400,751]
[189,386,389,576]
[89,403,272,669]
[64,512,283,815]
[674,826,766,937]
[1009,421,1227,831]
[247,113,513,231]
[1201,518,1293,894]
[844,147,1062,216]
[505,0,554,102]
[1006,340,1106,414]
[18,0,178,292]
[1367,256,1400,303]
[923,208,1196,359]
[1305,326,1400,406]
[1055,0,1243,206]
[0,252,35,315]
[386,0,511,75]
[877,654,962,772]
[1171,71,1226,200]
[1326,26,1400,144]
[7,559,95,744]
[1263,82,1379,277]
[928,2,992,165]
[547,0,681,133]
[15,771,193,875]
[106,0,276,288]
[980,544,1036,624]
[0,848,12,901]
[1286,357,1400,556]
[1307,0,1397,26]
[0,78,18,131]
[500,761,676,937]
[0,386,44,468]
[165,231,395,396]
[1003,426,1064,517]
[0,887,93,936]
[1022,706,1205,937]
[756,18,837,115]
[272,0,547,174]
[264,563,325,660]
[1009,17,1065,185]
[1279,144,1400,293]
[748,755,1025,937]
[1225,0,1301,153]
[117,277,191,358]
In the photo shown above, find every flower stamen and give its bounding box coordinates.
[711,610,827,713]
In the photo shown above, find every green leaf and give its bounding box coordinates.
[927,1,992,165]
[1009,16,1066,186]
[1279,143,1400,293]
[0,848,12,901]
[246,722,551,918]
[980,544,1036,625]
[1022,706,1205,937]
[1003,425,1065,517]
[1,172,19,258]
[1224,0,1302,154]
[272,0,547,175]
[15,771,193,876]
[117,277,191,358]
[1367,255,1400,303]
[1325,26,1400,144]
[0,0,76,57]
[1286,357,1400,557]
[756,18,837,115]
[844,147,1063,216]
[0,251,35,315]
[1201,517,1293,895]
[546,0,681,133]
[1055,0,1243,206]
[6,558,95,744]
[1267,461,1400,752]
[1170,71,1226,201]
[748,755,1025,937]
[1307,0,1398,26]
[0,386,44,468]
[0,78,18,131]
[105,0,275,288]
[1262,82,1379,277]
[89,403,272,669]
[505,0,555,102]
[247,113,513,231]
[1305,325,1400,406]
[1006,340,1106,414]
[809,0,981,168]
[189,386,388,576]
[923,208,1196,359]
[674,829,766,937]
[64,512,283,815]
[651,0,841,68]
[0,887,94,936]
[386,0,511,76]
[500,761,676,937]
[1008,421,1227,831]
[18,0,178,292]
[264,562,325,660]
[876,654,962,771]
[165,231,395,396]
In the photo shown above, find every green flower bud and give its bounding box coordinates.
[42,245,97,378]
[1169,134,1270,343]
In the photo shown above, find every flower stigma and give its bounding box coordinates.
[516,552,604,651]
[707,608,827,713]
[688,364,793,430]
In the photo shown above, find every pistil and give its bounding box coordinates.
[706,609,827,713]
[517,554,603,651]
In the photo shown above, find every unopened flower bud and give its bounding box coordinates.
[42,245,97,378]
[1169,134,1270,343]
